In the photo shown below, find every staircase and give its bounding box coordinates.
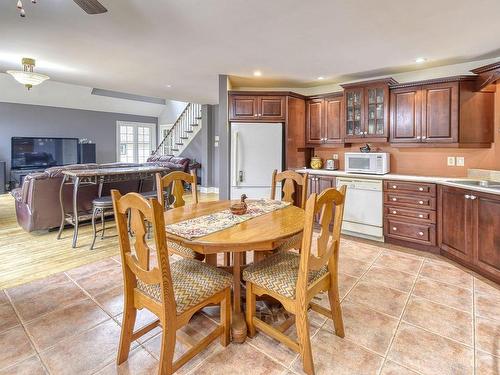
[155,103,202,157]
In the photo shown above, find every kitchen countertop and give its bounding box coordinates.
[296,168,500,196]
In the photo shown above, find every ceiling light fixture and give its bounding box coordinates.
[415,57,427,63]
[317,76,325,80]
[253,70,262,77]
[166,84,172,88]
[6,57,50,90]
[16,0,37,18]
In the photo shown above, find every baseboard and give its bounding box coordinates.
[198,186,219,194]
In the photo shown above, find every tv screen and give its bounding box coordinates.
[11,137,79,170]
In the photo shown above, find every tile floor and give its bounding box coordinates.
[0,238,499,375]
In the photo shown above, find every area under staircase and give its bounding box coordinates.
[155,103,202,157]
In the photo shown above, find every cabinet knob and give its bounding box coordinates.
[418,200,424,205]
[418,231,424,236]
[392,185,397,189]
[422,136,427,139]
[470,195,477,200]
[416,136,421,140]
[465,194,471,199]
[392,227,397,231]
[392,198,397,201]
[419,214,424,218]
[418,187,424,191]
[392,211,397,214]
[254,114,258,117]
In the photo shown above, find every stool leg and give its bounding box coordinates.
[100,208,106,239]
[90,206,98,250]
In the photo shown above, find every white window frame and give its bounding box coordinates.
[116,121,157,163]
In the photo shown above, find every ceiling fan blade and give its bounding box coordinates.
[73,0,107,14]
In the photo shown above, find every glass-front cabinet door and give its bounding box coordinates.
[345,88,364,139]
[366,87,386,137]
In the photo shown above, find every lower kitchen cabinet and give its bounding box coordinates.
[308,174,336,223]
[438,185,500,283]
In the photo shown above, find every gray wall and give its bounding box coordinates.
[0,102,157,176]
[218,75,230,199]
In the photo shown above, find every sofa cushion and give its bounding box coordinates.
[10,188,23,202]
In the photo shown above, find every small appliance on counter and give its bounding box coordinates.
[344,152,390,175]
[325,158,339,170]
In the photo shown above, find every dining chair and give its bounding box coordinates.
[156,170,203,260]
[243,186,347,375]
[111,190,232,375]
[268,169,309,255]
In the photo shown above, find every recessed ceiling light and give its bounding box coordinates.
[415,57,427,63]
[253,70,262,77]
[317,76,325,80]
[166,84,172,88]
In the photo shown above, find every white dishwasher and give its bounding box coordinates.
[336,177,384,242]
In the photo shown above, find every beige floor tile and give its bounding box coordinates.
[6,273,88,322]
[291,328,384,375]
[66,259,123,296]
[114,308,161,344]
[323,301,399,355]
[380,360,420,375]
[142,313,223,374]
[476,316,500,357]
[475,291,500,322]
[388,322,473,375]
[361,266,417,292]
[0,326,36,370]
[247,310,324,367]
[0,355,46,375]
[24,298,109,350]
[420,260,473,289]
[193,343,287,375]
[94,286,124,317]
[412,277,472,312]
[476,351,500,375]
[95,347,159,375]
[373,252,423,275]
[0,291,8,306]
[0,303,20,334]
[39,319,121,375]
[475,278,500,298]
[340,240,382,263]
[339,256,372,278]
[402,296,473,346]
[344,281,408,317]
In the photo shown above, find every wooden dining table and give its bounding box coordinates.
[164,199,305,343]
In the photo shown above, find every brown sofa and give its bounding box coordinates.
[11,155,190,232]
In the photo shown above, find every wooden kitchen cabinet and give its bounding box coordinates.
[229,94,285,121]
[438,185,500,283]
[342,78,396,142]
[308,174,336,223]
[390,78,494,147]
[306,94,343,147]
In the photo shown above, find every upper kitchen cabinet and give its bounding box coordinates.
[229,93,285,121]
[390,77,495,147]
[305,93,344,147]
[341,78,397,142]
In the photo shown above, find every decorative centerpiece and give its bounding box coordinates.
[310,156,323,169]
[230,194,248,215]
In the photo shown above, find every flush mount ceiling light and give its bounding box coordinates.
[253,70,262,77]
[317,76,325,80]
[415,57,427,63]
[6,57,50,90]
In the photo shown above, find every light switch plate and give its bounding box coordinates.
[447,156,456,166]
[332,154,339,160]
[456,156,465,167]
[214,135,220,141]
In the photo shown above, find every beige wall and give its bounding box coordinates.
[313,83,500,177]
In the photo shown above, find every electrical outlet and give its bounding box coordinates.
[332,153,339,160]
[447,156,456,166]
[456,156,465,167]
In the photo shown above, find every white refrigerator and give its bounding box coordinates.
[230,123,283,200]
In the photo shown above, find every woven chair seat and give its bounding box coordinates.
[243,252,327,299]
[168,241,199,259]
[137,258,232,315]
[274,233,302,252]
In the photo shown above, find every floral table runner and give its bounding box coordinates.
[166,199,291,240]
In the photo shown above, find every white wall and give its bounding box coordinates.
[158,100,188,125]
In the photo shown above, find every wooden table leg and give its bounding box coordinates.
[231,251,247,343]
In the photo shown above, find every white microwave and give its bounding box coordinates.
[344,152,390,175]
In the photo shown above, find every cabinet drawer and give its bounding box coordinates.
[385,218,436,246]
[384,180,436,196]
[384,192,436,210]
[384,206,436,223]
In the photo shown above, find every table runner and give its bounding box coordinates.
[166,199,291,240]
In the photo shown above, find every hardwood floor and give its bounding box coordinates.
[0,192,219,290]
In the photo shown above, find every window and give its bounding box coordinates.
[116,122,156,163]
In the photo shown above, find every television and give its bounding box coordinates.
[11,137,79,170]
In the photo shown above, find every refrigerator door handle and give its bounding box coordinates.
[233,131,239,186]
